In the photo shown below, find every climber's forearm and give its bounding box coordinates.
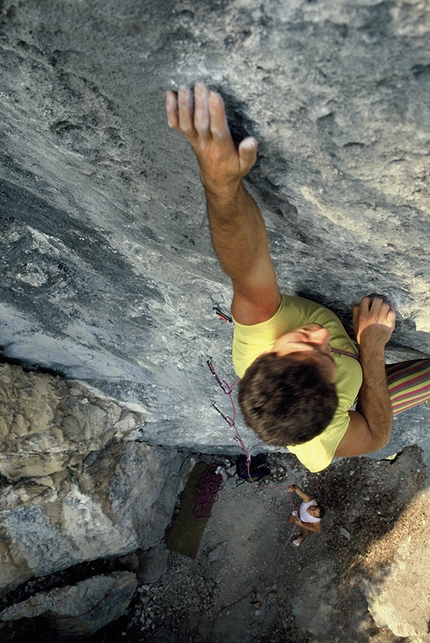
[356,343,392,450]
[204,180,278,301]
[289,485,311,503]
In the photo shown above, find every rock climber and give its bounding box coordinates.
[165,82,430,473]
[287,484,324,547]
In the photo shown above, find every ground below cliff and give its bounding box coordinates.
[118,445,427,643]
[5,446,426,643]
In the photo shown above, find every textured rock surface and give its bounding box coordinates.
[1,3,430,453]
[363,488,430,637]
[0,362,144,479]
[0,571,137,636]
[1,3,430,632]
[0,364,192,594]
[82,447,425,643]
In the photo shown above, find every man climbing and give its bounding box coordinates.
[287,484,324,547]
[165,83,430,472]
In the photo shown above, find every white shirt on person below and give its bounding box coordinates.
[299,499,321,524]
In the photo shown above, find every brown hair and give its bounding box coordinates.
[238,352,338,446]
[313,505,325,518]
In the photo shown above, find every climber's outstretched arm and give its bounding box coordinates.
[166,83,280,325]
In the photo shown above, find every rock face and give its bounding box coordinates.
[0,362,144,479]
[0,0,429,459]
[1,2,430,631]
[0,571,138,636]
[363,488,430,637]
[0,364,192,595]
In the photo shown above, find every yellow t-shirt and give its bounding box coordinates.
[232,295,363,472]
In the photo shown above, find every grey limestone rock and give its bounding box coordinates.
[0,363,193,593]
[0,0,429,459]
[0,571,138,636]
[0,0,430,625]
[0,362,144,480]
[136,545,169,584]
[363,488,430,637]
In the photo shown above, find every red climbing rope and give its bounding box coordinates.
[207,359,255,479]
[190,463,224,636]
[203,358,302,641]
[209,507,299,642]
[193,464,223,520]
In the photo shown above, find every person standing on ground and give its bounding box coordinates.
[287,484,324,547]
[165,82,430,473]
